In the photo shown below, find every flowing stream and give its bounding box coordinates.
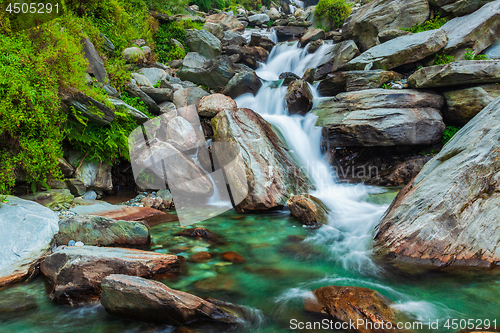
[2,36,500,333]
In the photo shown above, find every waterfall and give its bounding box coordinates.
[235,41,388,272]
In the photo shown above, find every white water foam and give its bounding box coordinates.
[235,41,388,272]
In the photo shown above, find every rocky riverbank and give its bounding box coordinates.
[2,0,500,331]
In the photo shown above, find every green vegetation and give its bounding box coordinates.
[121,92,150,114]
[464,49,489,60]
[0,16,109,194]
[442,126,461,144]
[154,20,203,63]
[381,83,392,89]
[66,109,139,163]
[434,51,455,65]
[315,0,352,29]
[403,14,448,33]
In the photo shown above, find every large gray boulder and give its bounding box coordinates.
[140,87,174,104]
[40,246,179,303]
[185,30,222,59]
[101,274,238,325]
[443,84,500,124]
[131,141,213,196]
[248,13,270,26]
[221,31,248,46]
[212,108,310,211]
[341,0,430,51]
[203,22,224,40]
[0,197,59,286]
[299,27,325,47]
[137,68,168,87]
[314,40,359,80]
[198,93,237,117]
[343,29,448,70]
[373,96,500,271]
[222,71,262,98]
[317,70,403,96]
[173,86,210,110]
[179,53,253,90]
[408,60,500,88]
[441,0,500,59]
[431,0,496,16]
[206,14,245,32]
[313,89,445,146]
[55,216,150,247]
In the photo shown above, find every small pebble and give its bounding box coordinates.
[75,241,84,247]
[68,240,76,246]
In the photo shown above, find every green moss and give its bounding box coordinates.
[464,48,489,60]
[442,126,461,144]
[402,15,448,33]
[315,0,352,30]
[434,51,455,65]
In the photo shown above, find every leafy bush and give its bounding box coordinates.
[403,15,448,33]
[0,17,108,194]
[154,20,203,62]
[434,51,455,65]
[144,0,188,13]
[442,126,461,144]
[315,0,352,30]
[65,109,139,163]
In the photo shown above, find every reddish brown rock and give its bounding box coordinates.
[287,194,329,227]
[95,206,165,221]
[221,251,246,264]
[190,252,211,262]
[240,46,269,70]
[305,286,399,333]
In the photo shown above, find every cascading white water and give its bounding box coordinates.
[235,41,388,272]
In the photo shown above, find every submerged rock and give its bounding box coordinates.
[221,251,246,263]
[212,108,310,211]
[175,227,221,244]
[101,274,238,325]
[287,194,329,227]
[40,246,179,304]
[0,196,59,286]
[373,97,500,272]
[313,89,445,146]
[55,215,150,247]
[0,291,38,320]
[305,286,398,333]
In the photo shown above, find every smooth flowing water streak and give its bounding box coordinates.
[242,28,278,43]
[235,41,388,272]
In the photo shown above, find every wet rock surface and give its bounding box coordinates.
[40,246,179,304]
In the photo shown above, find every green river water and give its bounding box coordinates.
[1,188,499,333]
